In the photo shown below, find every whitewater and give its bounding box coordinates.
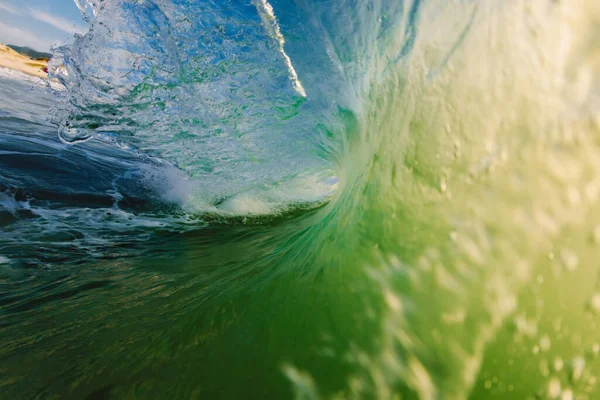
[2,0,600,399]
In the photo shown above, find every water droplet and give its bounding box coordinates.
[540,335,551,352]
[515,314,538,337]
[453,140,461,159]
[560,249,579,271]
[588,294,600,314]
[592,343,600,357]
[561,388,573,400]
[384,291,402,312]
[554,357,564,371]
[570,356,585,382]
[553,318,563,332]
[548,377,561,398]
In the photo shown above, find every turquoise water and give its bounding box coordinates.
[2,0,600,398]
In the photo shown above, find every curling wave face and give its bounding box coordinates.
[50,0,341,214]
[2,0,600,399]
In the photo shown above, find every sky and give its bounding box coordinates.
[0,0,86,51]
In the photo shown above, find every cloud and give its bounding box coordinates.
[28,8,87,35]
[0,1,21,15]
[0,22,52,51]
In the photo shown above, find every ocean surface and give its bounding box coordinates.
[2,0,600,398]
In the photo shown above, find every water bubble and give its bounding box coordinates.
[58,126,95,143]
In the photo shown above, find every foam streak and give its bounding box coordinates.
[253,0,307,97]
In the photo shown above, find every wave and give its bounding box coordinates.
[49,0,341,214]
[2,0,600,399]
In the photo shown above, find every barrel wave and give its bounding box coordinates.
[1,0,600,399]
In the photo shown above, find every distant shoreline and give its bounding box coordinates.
[5,44,52,60]
[0,44,48,78]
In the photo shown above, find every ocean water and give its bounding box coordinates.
[2,0,600,398]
